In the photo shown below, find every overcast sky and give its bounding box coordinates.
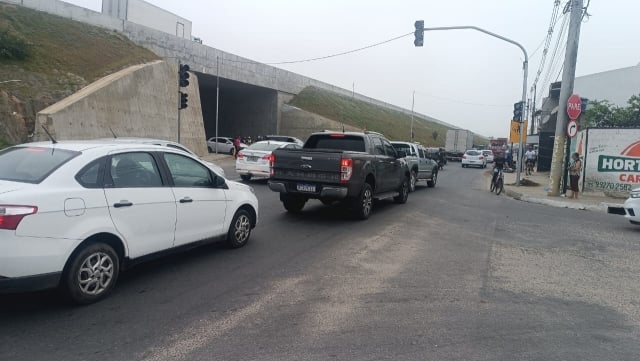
[66,0,640,138]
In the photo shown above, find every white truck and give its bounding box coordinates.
[445,129,474,161]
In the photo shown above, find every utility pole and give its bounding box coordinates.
[410,90,415,142]
[548,0,583,196]
[215,56,220,154]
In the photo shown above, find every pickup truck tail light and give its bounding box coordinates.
[0,205,38,230]
[340,158,353,183]
[268,154,276,177]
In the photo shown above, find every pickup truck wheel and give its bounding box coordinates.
[427,170,437,188]
[409,170,417,192]
[282,195,306,213]
[352,183,373,220]
[394,177,409,204]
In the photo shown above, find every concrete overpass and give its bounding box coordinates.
[9,0,455,144]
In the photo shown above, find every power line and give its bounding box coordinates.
[537,11,569,105]
[531,0,562,95]
[221,32,413,66]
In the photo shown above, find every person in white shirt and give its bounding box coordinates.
[524,147,537,175]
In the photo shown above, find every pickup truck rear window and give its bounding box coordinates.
[304,135,365,152]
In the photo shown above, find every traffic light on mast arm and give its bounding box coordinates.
[179,91,188,110]
[513,101,524,122]
[414,20,424,47]
[179,64,190,87]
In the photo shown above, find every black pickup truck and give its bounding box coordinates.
[268,131,410,219]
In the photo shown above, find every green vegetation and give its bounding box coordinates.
[581,95,640,128]
[0,136,10,149]
[0,2,158,144]
[0,3,158,85]
[0,29,32,60]
[290,87,458,147]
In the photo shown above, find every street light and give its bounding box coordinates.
[413,24,528,185]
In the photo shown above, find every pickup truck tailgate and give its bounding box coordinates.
[272,149,343,183]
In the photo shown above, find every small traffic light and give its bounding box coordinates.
[414,20,424,47]
[179,64,190,87]
[179,91,188,110]
[513,101,524,122]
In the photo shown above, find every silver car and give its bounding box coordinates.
[207,137,248,155]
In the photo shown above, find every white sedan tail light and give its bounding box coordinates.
[0,205,38,230]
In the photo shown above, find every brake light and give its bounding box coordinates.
[340,158,353,183]
[463,155,467,159]
[269,154,276,177]
[236,152,245,159]
[330,134,346,138]
[479,156,484,160]
[0,205,38,230]
[262,154,272,160]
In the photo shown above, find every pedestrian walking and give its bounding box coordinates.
[568,152,582,199]
[234,136,241,158]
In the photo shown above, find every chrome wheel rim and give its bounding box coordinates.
[432,173,437,186]
[234,214,251,243]
[362,188,372,216]
[78,252,114,295]
[410,172,417,191]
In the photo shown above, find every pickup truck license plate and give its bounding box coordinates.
[296,184,316,192]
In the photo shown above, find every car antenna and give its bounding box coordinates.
[40,124,57,144]
[109,127,117,138]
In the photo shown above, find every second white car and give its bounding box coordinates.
[236,140,301,181]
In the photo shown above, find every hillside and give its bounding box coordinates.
[0,2,158,146]
[289,87,487,148]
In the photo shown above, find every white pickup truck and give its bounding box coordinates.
[391,141,439,192]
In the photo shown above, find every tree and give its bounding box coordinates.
[581,95,640,128]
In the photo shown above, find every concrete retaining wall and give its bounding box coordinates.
[36,61,208,156]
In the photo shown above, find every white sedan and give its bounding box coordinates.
[624,188,640,225]
[461,150,487,168]
[0,141,258,304]
[235,140,301,181]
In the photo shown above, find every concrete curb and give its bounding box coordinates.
[504,187,611,213]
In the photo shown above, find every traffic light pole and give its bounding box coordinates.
[420,25,528,185]
[177,61,182,143]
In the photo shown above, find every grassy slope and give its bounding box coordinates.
[289,87,487,148]
[0,2,158,145]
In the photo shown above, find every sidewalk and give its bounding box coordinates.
[496,170,626,213]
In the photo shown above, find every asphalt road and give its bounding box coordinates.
[2,160,640,361]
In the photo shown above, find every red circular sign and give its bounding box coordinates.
[567,94,582,120]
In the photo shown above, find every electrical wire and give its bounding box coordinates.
[221,32,413,66]
[530,0,562,95]
[537,12,569,105]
